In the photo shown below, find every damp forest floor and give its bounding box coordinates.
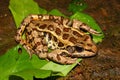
[0,0,120,80]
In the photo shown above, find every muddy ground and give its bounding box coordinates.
[0,0,120,80]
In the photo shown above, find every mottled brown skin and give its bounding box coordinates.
[15,14,100,64]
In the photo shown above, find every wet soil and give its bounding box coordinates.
[0,0,120,80]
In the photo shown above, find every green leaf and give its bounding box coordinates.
[70,12,104,43]
[9,0,47,28]
[48,9,67,17]
[0,45,81,80]
[68,0,87,13]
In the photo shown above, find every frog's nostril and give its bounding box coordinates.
[75,46,84,52]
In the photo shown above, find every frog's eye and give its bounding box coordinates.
[66,46,75,53]
[74,46,84,52]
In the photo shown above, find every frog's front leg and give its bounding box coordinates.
[47,49,77,64]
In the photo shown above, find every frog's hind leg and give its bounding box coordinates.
[22,43,35,58]
[15,15,36,58]
[67,19,101,35]
[47,49,77,64]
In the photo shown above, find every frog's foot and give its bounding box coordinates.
[37,52,48,59]
[72,19,101,35]
[47,49,77,64]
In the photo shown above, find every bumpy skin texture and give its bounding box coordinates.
[15,14,99,64]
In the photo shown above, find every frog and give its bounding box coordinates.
[15,14,100,64]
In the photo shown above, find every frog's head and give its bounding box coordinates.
[65,42,98,57]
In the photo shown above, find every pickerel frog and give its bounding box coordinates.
[15,14,100,64]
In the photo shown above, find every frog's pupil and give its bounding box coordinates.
[75,46,84,52]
